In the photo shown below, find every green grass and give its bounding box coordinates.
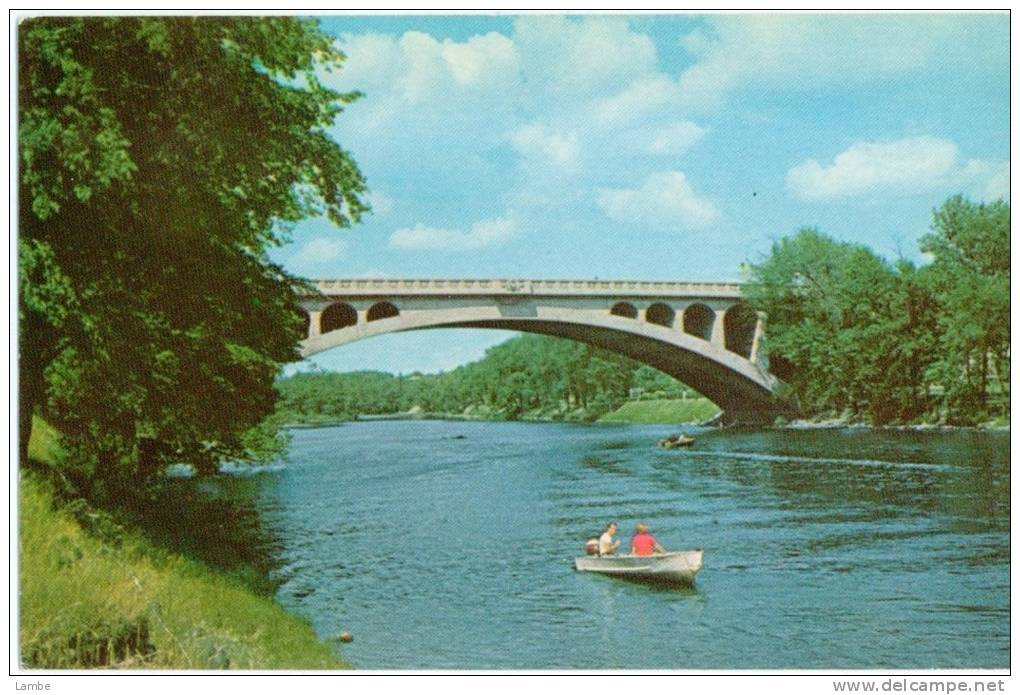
[27,416,62,462]
[980,415,1010,429]
[20,419,347,670]
[598,398,720,424]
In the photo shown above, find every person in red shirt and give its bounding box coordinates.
[630,522,666,556]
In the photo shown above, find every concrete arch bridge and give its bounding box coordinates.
[298,278,792,425]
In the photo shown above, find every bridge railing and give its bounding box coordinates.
[311,278,744,297]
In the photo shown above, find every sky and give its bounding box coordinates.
[269,13,1010,376]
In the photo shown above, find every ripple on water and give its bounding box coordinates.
[681,448,960,472]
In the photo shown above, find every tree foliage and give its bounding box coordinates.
[18,17,367,487]
[745,197,1009,425]
[920,196,1010,417]
[743,229,906,421]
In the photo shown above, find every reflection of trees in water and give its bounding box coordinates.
[578,455,633,477]
[766,459,941,512]
[119,474,285,595]
[650,429,1008,525]
[765,432,1008,527]
[638,429,1009,576]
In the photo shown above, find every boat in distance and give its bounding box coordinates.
[658,434,695,448]
[574,550,704,585]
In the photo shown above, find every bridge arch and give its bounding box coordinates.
[321,302,357,333]
[300,309,784,424]
[610,302,638,319]
[724,302,758,359]
[682,303,714,341]
[367,301,400,322]
[645,302,675,328]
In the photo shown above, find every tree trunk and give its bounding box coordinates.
[980,350,988,406]
[18,317,46,466]
[19,391,34,466]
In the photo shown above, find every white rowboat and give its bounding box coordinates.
[574,550,704,585]
[658,435,695,448]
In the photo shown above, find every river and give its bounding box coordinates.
[191,421,1009,669]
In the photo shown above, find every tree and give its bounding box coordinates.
[920,196,1010,420]
[744,228,925,422]
[18,18,367,487]
[884,259,940,419]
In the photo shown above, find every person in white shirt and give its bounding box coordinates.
[598,521,621,556]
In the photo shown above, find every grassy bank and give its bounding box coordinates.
[598,398,720,424]
[19,420,346,669]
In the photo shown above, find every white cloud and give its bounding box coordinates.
[441,33,519,86]
[335,30,519,105]
[597,171,718,230]
[331,17,662,123]
[959,159,1010,201]
[787,137,964,200]
[289,237,349,270]
[320,30,522,155]
[593,75,683,127]
[642,120,707,156]
[388,217,516,251]
[787,137,1010,201]
[678,15,1002,107]
[512,16,657,98]
[510,123,580,172]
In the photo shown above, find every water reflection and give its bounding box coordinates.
[122,473,285,595]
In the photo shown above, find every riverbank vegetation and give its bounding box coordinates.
[20,420,345,669]
[745,196,1009,426]
[275,334,714,424]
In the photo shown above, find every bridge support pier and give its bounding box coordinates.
[710,308,727,348]
[308,310,322,338]
[749,311,766,365]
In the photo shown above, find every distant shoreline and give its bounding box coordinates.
[283,414,1009,432]
[281,397,722,428]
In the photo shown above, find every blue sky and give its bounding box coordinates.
[271,13,1009,376]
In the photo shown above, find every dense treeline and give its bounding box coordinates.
[745,195,1009,426]
[276,335,702,423]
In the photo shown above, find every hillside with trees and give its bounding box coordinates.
[275,335,709,424]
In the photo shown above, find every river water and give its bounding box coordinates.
[196,421,1009,669]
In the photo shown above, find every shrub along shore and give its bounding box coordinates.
[19,420,346,670]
